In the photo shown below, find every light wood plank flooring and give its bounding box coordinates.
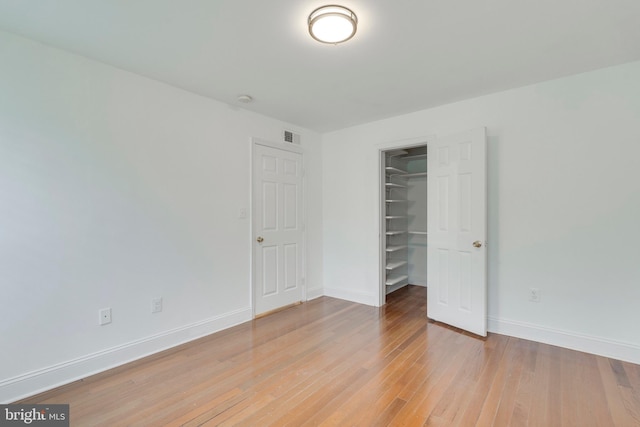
[19,286,640,426]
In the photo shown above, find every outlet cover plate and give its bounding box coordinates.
[152,297,163,313]
[99,308,112,325]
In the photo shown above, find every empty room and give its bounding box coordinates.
[1,1,639,425]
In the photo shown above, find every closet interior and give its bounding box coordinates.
[383,145,428,295]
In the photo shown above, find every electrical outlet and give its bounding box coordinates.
[529,288,541,303]
[99,308,112,325]
[151,297,163,313]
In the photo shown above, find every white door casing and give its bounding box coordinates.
[427,128,487,336]
[252,142,304,316]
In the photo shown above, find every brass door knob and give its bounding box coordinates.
[256,236,264,243]
[473,240,482,248]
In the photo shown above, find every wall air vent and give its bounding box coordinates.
[283,130,301,145]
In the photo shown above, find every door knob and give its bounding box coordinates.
[256,236,264,243]
[473,240,482,248]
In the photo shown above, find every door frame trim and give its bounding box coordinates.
[250,137,306,318]
[376,136,434,306]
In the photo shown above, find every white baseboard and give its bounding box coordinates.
[323,287,378,306]
[0,307,252,404]
[488,316,640,365]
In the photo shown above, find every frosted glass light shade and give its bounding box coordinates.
[308,5,357,44]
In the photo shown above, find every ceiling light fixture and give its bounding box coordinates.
[308,5,358,44]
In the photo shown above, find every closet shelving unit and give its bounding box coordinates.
[386,244,408,252]
[383,148,428,295]
[386,260,408,270]
[384,156,410,293]
[385,182,406,189]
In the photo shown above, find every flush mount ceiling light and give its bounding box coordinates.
[308,5,358,44]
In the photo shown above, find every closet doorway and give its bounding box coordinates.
[379,128,488,336]
[382,145,428,299]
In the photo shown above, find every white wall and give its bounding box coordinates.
[0,30,322,402]
[406,170,427,286]
[322,60,640,363]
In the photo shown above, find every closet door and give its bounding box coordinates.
[427,128,487,336]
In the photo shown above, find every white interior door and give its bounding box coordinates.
[427,128,487,336]
[252,143,304,316]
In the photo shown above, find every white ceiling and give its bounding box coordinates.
[0,0,639,132]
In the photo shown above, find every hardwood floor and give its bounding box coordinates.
[20,286,640,426]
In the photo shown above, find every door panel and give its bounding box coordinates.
[437,176,449,230]
[427,128,487,336]
[284,243,298,290]
[262,182,278,230]
[437,249,449,304]
[253,143,304,315]
[283,183,298,229]
[262,245,279,296]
